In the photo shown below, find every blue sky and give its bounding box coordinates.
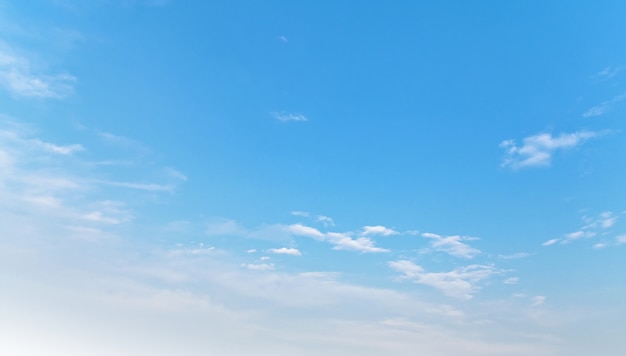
[1,1,626,355]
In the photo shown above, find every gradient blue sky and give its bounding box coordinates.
[1,1,626,355]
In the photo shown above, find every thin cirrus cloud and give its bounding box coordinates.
[0,44,76,99]
[500,130,601,169]
[543,211,620,247]
[272,111,308,122]
[422,232,481,259]
[389,260,501,300]
[582,92,626,117]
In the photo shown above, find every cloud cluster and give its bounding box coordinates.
[422,233,481,259]
[500,130,600,169]
[389,260,500,299]
[288,224,390,253]
[544,211,620,247]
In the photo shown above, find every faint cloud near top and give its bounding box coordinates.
[272,111,309,122]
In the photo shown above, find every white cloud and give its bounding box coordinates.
[500,131,601,169]
[272,111,308,122]
[96,180,174,192]
[327,232,389,253]
[291,211,335,227]
[242,263,275,271]
[582,211,617,230]
[291,211,310,217]
[583,92,626,117]
[362,225,399,236]
[268,247,302,256]
[317,215,335,227]
[31,139,84,155]
[592,66,624,80]
[616,235,626,245]
[531,296,546,307]
[547,211,620,247]
[498,252,531,260]
[422,232,480,259]
[504,277,519,285]
[542,239,559,246]
[389,260,499,299]
[0,44,75,99]
[288,223,325,240]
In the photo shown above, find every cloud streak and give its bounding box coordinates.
[0,43,76,99]
[583,92,626,117]
[272,111,308,122]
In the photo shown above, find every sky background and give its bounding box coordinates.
[1,1,626,355]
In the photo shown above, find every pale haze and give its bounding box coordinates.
[1,1,626,355]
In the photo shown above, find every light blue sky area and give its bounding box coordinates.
[1,1,626,355]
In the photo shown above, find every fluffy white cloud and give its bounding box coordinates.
[362,225,399,236]
[389,260,499,299]
[327,232,389,253]
[268,247,302,256]
[422,233,480,259]
[500,131,600,169]
[288,223,326,240]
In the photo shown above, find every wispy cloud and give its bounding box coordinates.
[422,232,481,259]
[95,180,174,192]
[583,92,626,117]
[543,211,619,247]
[504,277,519,285]
[291,211,335,227]
[592,66,624,80]
[498,252,531,260]
[389,260,500,299]
[0,43,75,99]
[531,296,546,307]
[272,111,308,122]
[500,130,601,169]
